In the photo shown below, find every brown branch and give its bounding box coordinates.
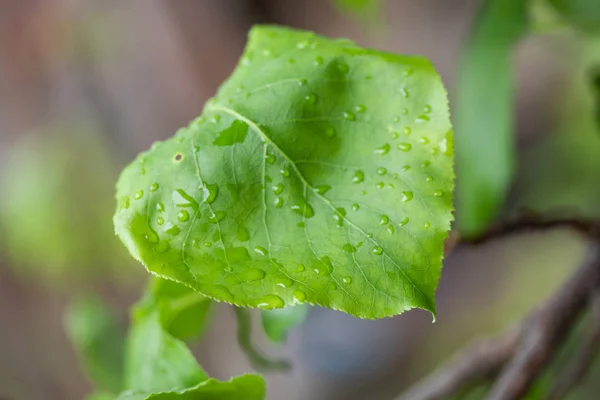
[400,240,600,400]
[487,241,600,400]
[462,217,600,246]
[547,291,600,400]
[397,328,521,400]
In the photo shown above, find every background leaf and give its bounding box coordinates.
[65,298,125,393]
[135,277,213,341]
[261,304,309,343]
[114,25,454,319]
[455,0,528,237]
[549,0,600,33]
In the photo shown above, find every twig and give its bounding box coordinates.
[487,241,600,400]
[547,290,600,400]
[399,240,600,400]
[463,217,600,246]
[397,328,521,400]
[233,307,291,372]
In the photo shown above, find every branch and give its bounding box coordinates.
[400,240,600,400]
[462,217,600,246]
[547,290,600,400]
[396,328,521,400]
[487,241,600,400]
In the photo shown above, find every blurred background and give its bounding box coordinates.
[1,0,599,399]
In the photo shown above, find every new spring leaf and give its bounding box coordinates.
[114,25,454,319]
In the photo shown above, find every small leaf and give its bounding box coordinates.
[125,311,208,392]
[455,0,528,237]
[116,375,265,400]
[66,298,125,393]
[234,307,290,372]
[135,277,213,341]
[261,305,309,343]
[114,25,454,319]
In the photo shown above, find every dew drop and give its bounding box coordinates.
[380,215,389,225]
[391,131,400,139]
[399,217,409,226]
[376,182,384,189]
[291,201,315,218]
[434,190,444,197]
[367,233,373,238]
[398,143,412,152]
[265,154,276,164]
[280,168,291,177]
[372,246,383,255]
[375,143,391,155]
[166,225,180,235]
[298,78,307,87]
[296,264,306,273]
[209,211,226,223]
[134,190,144,200]
[402,108,409,115]
[314,56,324,65]
[343,243,357,253]
[157,216,164,226]
[272,183,284,195]
[256,294,285,309]
[401,165,410,172]
[305,93,318,104]
[297,41,308,49]
[150,183,159,192]
[419,136,430,144]
[262,49,272,56]
[352,203,360,211]
[313,256,333,276]
[431,148,439,155]
[193,145,200,152]
[352,170,365,183]
[393,116,401,123]
[376,167,387,175]
[343,111,356,121]
[236,226,251,242]
[177,210,189,222]
[416,114,430,123]
[342,276,352,284]
[276,276,294,288]
[333,207,346,227]
[120,196,130,210]
[424,222,431,229]
[293,291,307,302]
[156,202,165,212]
[355,104,366,113]
[426,175,433,182]
[422,160,431,167]
[325,127,336,138]
[275,197,284,208]
[211,114,221,124]
[203,183,219,204]
[254,246,267,256]
[239,268,266,282]
[424,105,432,113]
[402,191,414,202]
[315,185,331,195]
[403,127,412,135]
[387,224,395,234]
[400,88,410,98]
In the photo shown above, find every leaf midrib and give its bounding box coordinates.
[207,104,428,306]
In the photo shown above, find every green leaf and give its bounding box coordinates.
[549,0,600,33]
[86,393,116,400]
[135,277,213,341]
[261,305,309,343]
[332,0,380,19]
[455,0,528,237]
[114,25,454,319]
[65,298,125,393]
[125,311,208,392]
[116,375,265,400]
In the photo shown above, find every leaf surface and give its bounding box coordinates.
[114,25,454,319]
